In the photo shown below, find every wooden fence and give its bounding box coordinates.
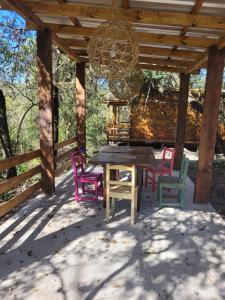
[0,137,76,217]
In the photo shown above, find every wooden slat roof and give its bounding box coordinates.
[1,0,225,74]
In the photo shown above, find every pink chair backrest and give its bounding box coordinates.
[161,147,175,173]
[71,150,84,180]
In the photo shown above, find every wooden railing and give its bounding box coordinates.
[0,137,77,218]
[0,149,42,217]
[54,137,77,176]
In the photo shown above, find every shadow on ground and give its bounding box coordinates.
[0,169,225,300]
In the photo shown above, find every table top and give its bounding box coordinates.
[100,145,154,155]
[90,146,155,168]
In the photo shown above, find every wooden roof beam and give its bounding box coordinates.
[80,56,190,73]
[80,55,196,68]
[35,24,216,49]
[139,57,195,68]
[187,4,225,72]
[24,1,225,30]
[56,0,89,41]
[79,56,199,74]
[140,47,203,60]
[138,64,199,74]
[75,46,203,60]
[66,38,203,63]
[171,0,204,65]
[1,0,81,62]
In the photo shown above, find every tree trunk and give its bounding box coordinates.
[0,89,17,178]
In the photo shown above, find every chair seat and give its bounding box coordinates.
[158,176,182,185]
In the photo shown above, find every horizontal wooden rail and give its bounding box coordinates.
[0,149,41,172]
[55,147,76,163]
[0,181,41,217]
[0,137,77,217]
[54,137,76,150]
[0,165,41,195]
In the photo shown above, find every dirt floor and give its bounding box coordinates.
[187,156,225,218]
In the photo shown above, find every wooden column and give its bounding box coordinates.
[194,45,225,203]
[53,85,59,170]
[174,73,190,170]
[37,29,55,194]
[76,62,86,150]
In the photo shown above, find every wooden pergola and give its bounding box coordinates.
[0,0,225,209]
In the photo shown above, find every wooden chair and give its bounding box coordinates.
[71,150,103,202]
[144,147,175,192]
[158,155,189,208]
[106,164,138,225]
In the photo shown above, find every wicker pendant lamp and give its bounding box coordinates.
[109,68,144,100]
[87,0,139,80]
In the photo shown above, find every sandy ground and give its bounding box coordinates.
[0,166,225,300]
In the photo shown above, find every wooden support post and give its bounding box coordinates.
[76,62,86,150]
[174,73,190,170]
[37,29,55,194]
[53,85,59,170]
[194,45,225,203]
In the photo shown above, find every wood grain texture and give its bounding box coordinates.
[37,29,55,194]
[194,46,225,203]
[0,165,41,195]
[0,181,41,217]
[0,149,40,172]
[174,73,191,170]
[25,1,225,30]
[76,62,86,150]
[55,137,76,150]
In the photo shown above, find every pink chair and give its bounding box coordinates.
[71,151,103,202]
[144,147,175,192]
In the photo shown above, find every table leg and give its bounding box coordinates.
[137,167,143,212]
[103,166,116,209]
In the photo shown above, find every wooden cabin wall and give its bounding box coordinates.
[130,98,201,143]
[106,94,225,144]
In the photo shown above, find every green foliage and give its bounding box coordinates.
[86,69,107,154]
[142,70,179,94]
[53,47,76,141]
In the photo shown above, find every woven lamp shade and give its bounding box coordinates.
[87,20,139,80]
[109,69,144,100]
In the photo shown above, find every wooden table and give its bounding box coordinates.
[89,146,155,210]
[100,145,154,155]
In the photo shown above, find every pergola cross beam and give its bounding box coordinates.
[1,0,81,62]
[56,0,89,42]
[23,1,225,30]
